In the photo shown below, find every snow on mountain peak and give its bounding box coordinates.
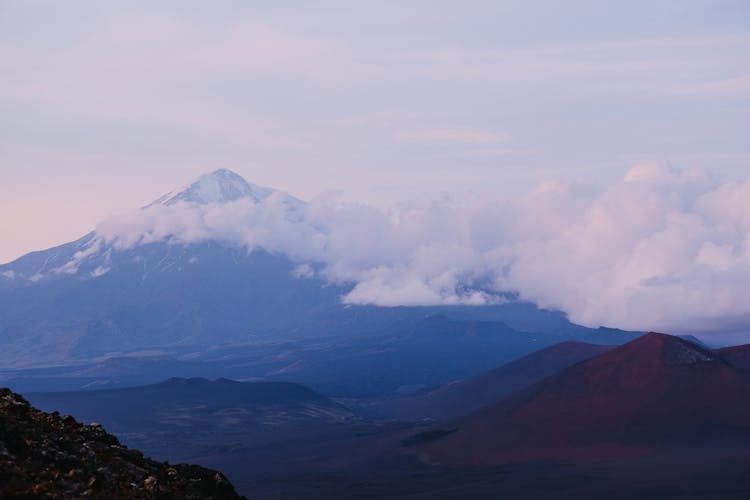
[152,169,274,206]
[80,168,312,261]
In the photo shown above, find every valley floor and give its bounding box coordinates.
[189,429,750,499]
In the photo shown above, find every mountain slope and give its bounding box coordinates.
[0,242,347,365]
[414,333,750,464]
[365,341,611,420]
[27,377,354,432]
[716,343,750,371]
[0,388,244,499]
[1,316,629,397]
[26,378,356,463]
[262,315,573,396]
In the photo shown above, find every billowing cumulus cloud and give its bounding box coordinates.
[501,165,750,333]
[96,193,327,262]
[92,165,750,334]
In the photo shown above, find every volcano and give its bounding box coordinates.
[415,332,750,465]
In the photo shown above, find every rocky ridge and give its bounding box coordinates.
[0,388,245,499]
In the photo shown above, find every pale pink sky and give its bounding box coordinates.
[1,1,749,263]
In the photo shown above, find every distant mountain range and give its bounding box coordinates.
[1,315,638,396]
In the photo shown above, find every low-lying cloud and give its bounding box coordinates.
[94,164,750,334]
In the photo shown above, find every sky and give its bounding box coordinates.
[1,0,749,265]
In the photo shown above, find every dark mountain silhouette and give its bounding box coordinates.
[27,377,353,433]
[0,388,244,498]
[716,343,750,371]
[413,333,750,465]
[3,315,636,397]
[26,378,356,464]
[363,341,611,420]
[678,334,710,348]
[261,316,607,397]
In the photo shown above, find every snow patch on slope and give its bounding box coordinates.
[52,239,103,275]
[90,266,111,278]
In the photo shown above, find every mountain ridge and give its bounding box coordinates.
[0,388,245,498]
[364,340,612,420]
[414,332,750,464]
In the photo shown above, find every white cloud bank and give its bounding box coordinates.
[94,164,750,334]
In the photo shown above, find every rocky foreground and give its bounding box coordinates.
[0,388,245,499]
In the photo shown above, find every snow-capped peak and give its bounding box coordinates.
[0,168,311,285]
[151,169,275,206]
